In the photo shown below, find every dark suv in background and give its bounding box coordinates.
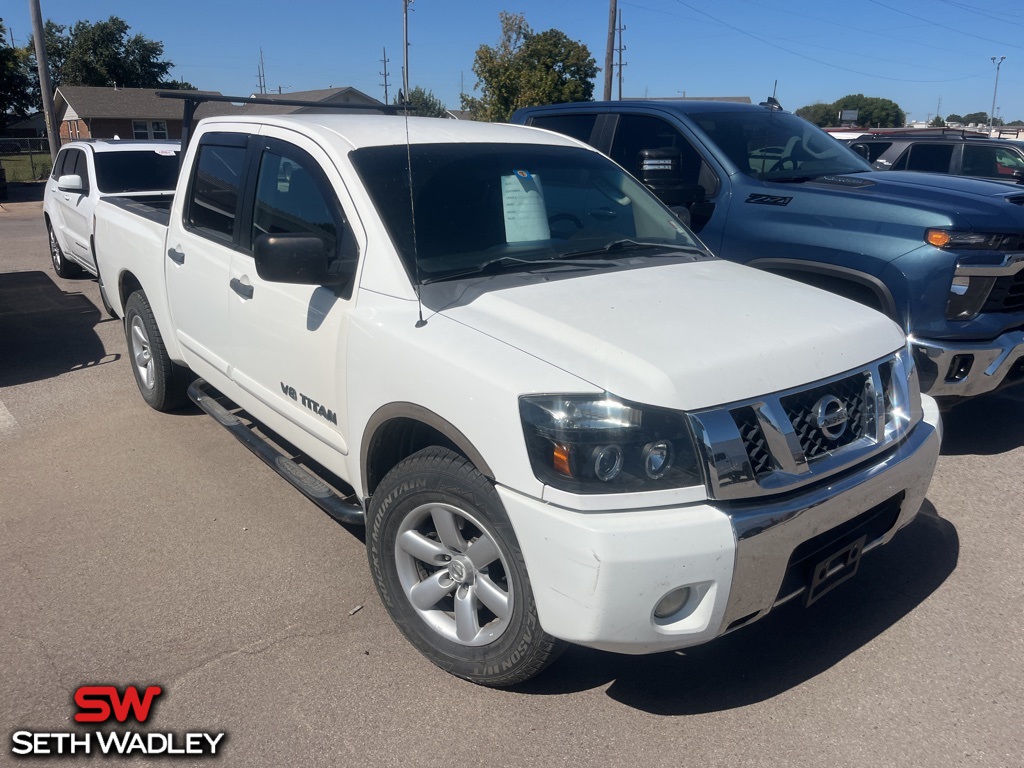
[848,131,1024,184]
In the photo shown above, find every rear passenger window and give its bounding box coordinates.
[186,142,247,242]
[900,144,954,174]
[528,114,599,145]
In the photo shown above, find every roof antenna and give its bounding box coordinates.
[401,93,427,328]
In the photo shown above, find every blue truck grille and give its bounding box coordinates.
[982,270,1024,313]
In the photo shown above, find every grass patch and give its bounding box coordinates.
[0,153,52,182]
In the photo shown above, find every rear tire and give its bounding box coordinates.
[124,291,189,411]
[367,447,564,686]
[47,221,80,278]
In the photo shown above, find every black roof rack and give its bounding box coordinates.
[156,91,408,161]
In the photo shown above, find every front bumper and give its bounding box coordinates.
[499,397,940,655]
[913,330,1024,397]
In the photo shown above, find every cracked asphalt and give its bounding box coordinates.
[2,186,1023,767]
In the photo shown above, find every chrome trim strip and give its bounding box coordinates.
[912,331,1024,397]
[955,252,1024,278]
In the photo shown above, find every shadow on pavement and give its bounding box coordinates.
[518,501,958,713]
[939,386,1024,456]
[0,270,119,387]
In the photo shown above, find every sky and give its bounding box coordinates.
[4,0,1023,124]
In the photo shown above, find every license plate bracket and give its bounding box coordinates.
[806,534,867,607]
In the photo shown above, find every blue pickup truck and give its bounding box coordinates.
[512,100,1024,400]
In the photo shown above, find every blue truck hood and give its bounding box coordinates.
[765,171,1024,230]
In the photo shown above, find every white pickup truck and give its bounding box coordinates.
[44,139,179,281]
[94,113,941,686]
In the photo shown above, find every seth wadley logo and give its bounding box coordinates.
[10,685,225,758]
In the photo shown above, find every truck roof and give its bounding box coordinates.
[516,99,773,116]
[193,113,589,153]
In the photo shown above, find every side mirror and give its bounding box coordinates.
[58,174,83,192]
[254,233,337,285]
[1014,170,1024,184]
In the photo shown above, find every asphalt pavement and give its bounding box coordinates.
[1,187,1022,767]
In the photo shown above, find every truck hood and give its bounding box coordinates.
[430,259,905,411]
[768,171,1024,230]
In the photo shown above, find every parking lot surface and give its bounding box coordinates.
[2,188,1023,767]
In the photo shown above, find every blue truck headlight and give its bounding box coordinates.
[519,394,702,493]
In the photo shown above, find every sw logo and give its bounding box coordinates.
[74,684,162,723]
[10,684,225,758]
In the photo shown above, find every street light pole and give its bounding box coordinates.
[990,55,1005,132]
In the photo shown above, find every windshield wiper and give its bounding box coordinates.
[558,239,710,260]
[420,255,615,284]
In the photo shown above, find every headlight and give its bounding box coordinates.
[925,230,1019,250]
[519,394,702,493]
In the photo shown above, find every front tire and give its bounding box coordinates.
[124,291,188,411]
[367,447,564,686]
[47,221,80,278]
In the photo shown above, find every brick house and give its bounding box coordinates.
[53,86,384,143]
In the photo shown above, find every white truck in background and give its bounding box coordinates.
[93,111,941,686]
[44,139,179,281]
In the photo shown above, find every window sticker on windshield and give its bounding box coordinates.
[668,218,687,234]
[154,150,177,156]
[501,171,550,242]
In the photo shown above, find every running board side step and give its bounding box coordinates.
[187,378,365,526]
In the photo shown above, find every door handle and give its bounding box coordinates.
[167,247,185,265]
[230,278,254,300]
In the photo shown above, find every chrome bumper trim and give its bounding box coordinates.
[913,330,1024,397]
[719,418,940,631]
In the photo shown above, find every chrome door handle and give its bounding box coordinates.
[167,247,185,265]
[229,278,254,300]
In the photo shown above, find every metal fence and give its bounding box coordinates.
[0,138,53,182]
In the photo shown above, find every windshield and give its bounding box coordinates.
[95,149,179,193]
[693,110,871,181]
[350,143,703,282]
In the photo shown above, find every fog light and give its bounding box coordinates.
[590,444,624,482]
[643,440,674,479]
[654,587,691,619]
[946,354,974,382]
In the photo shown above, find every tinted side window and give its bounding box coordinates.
[850,141,892,164]
[962,145,1003,178]
[528,114,599,145]
[51,149,71,179]
[186,142,247,242]
[902,144,954,173]
[66,149,90,192]
[249,144,357,275]
[609,114,719,199]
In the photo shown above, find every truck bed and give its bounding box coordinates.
[101,195,174,227]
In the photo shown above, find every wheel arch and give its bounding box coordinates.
[361,403,495,499]
[748,258,900,321]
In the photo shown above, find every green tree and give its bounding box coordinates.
[794,102,835,127]
[945,113,964,124]
[23,16,190,112]
[833,94,905,128]
[1007,119,1024,126]
[930,115,945,127]
[395,85,447,117]
[961,111,988,125]
[0,20,33,129]
[462,12,597,122]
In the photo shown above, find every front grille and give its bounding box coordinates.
[690,351,914,501]
[780,372,870,459]
[981,271,1024,313]
[731,406,773,478]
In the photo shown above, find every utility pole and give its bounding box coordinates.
[257,48,267,94]
[614,8,626,100]
[603,0,617,101]
[990,56,1005,131]
[402,0,413,103]
[29,0,60,161]
[380,47,391,104]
